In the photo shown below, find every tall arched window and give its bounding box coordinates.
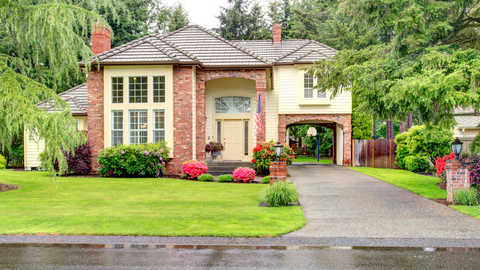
[214,96,251,114]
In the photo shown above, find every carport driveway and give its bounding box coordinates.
[285,164,480,239]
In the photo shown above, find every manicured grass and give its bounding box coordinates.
[0,170,305,237]
[351,167,480,221]
[349,167,446,199]
[293,156,333,164]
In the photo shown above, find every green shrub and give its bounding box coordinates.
[395,125,452,169]
[259,181,299,207]
[0,154,6,169]
[454,188,479,206]
[403,156,430,173]
[262,176,270,184]
[198,173,214,182]
[252,140,295,174]
[216,174,234,182]
[98,142,170,177]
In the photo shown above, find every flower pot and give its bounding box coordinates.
[211,152,219,162]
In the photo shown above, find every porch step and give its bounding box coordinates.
[206,161,254,176]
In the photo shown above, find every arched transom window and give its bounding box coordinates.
[214,96,251,114]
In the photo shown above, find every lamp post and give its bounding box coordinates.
[274,141,283,161]
[451,137,463,160]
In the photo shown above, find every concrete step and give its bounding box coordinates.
[206,162,254,176]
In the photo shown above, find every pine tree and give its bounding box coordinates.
[168,3,189,32]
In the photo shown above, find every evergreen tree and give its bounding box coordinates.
[168,3,189,32]
[267,0,292,38]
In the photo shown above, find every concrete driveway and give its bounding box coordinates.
[285,164,480,239]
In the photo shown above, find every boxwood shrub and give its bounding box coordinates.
[217,174,234,182]
[198,173,214,182]
[404,156,430,173]
[262,176,270,184]
[98,142,170,177]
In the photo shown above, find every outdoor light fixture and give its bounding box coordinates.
[274,141,283,161]
[451,137,463,159]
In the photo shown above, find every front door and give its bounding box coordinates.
[223,119,243,160]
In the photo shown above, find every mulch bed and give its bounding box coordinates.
[0,183,20,193]
[430,198,453,207]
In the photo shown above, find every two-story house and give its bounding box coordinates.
[24,23,352,174]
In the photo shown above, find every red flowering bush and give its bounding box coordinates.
[252,140,294,174]
[232,167,256,183]
[435,152,456,182]
[182,160,208,179]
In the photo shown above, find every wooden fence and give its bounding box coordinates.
[353,139,398,168]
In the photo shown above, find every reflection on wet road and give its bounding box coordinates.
[1,244,480,269]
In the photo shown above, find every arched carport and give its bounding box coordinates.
[278,114,352,166]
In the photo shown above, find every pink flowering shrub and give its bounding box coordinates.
[233,167,256,183]
[182,160,208,179]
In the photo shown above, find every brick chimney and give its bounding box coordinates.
[91,22,111,55]
[273,23,282,45]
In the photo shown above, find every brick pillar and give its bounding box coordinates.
[278,115,287,143]
[446,159,471,203]
[166,66,194,176]
[270,161,287,184]
[87,69,104,173]
[343,114,352,167]
[92,22,111,55]
[256,70,267,143]
[196,70,206,161]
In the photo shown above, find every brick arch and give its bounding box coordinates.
[279,114,352,167]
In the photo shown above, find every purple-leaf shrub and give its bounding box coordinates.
[469,156,480,188]
[182,160,208,179]
[233,167,256,183]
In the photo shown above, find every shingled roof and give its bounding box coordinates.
[88,25,336,67]
[37,83,88,115]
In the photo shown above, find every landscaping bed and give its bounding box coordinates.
[0,170,305,237]
[0,183,19,193]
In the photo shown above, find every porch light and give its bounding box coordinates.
[451,138,463,159]
[274,141,283,161]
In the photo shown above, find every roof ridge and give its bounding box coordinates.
[156,35,199,62]
[191,25,271,64]
[70,96,87,112]
[95,34,156,61]
[146,39,179,61]
[295,49,329,61]
[274,40,312,62]
[58,82,87,97]
[156,25,194,40]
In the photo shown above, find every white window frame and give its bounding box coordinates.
[303,73,327,99]
[111,110,124,146]
[153,109,166,143]
[128,76,148,104]
[129,110,148,145]
[111,77,124,104]
[153,76,166,103]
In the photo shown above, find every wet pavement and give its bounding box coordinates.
[285,164,480,239]
[1,243,480,269]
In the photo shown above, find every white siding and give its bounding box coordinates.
[266,72,279,142]
[277,65,352,114]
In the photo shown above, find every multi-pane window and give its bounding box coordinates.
[217,121,221,143]
[244,121,248,155]
[112,77,124,103]
[153,76,166,103]
[129,110,148,145]
[111,110,124,146]
[153,109,165,143]
[304,73,314,98]
[129,76,148,103]
[214,96,251,114]
[317,89,327,99]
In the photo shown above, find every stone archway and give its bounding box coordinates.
[279,114,352,166]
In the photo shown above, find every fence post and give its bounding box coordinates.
[352,139,355,166]
[372,140,375,168]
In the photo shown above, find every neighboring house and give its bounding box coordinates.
[454,108,480,152]
[25,23,352,174]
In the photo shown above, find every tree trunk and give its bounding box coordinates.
[386,121,394,140]
[399,121,406,134]
[407,114,413,129]
[372,115,376,140]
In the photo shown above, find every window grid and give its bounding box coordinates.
[112,77,124,103]
[129,77,148,103]
[153,109,165,143]
[153,76,166,103]
[129,110,148,145]
[244,121,248,155]
[217,121,221,143]
[111,110,124,146]
[304,73,314,99]
[214,96,251,114]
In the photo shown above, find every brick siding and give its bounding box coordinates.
[87,69,104,173]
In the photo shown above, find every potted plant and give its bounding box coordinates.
[205,142,225,162]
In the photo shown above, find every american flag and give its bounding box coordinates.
[254,94,264,137]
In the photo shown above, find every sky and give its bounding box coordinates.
[162,0,271,30]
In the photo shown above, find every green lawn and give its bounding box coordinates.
[293,156,333,164]
[350,167,480,220]
[0,170,305,237]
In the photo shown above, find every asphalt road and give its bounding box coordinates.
[1,244,480,269]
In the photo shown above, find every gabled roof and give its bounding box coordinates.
[87,25,336,67]
[37,83,88,115]
[455,116,480,128]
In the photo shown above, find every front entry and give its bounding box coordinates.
[223,119,243,160]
